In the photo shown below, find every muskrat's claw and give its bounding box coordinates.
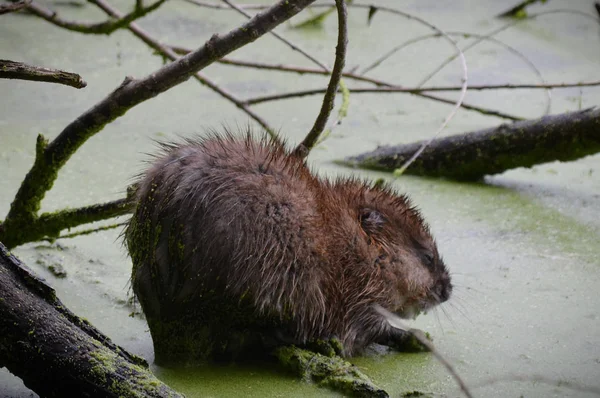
[306,337,345,357]
[388,328,432,353]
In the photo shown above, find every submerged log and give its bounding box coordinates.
[0,242,183,398]
[341,107,600,181]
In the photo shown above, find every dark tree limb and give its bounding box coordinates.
[25,0,167,35]
[0,0,30,15]
[0,243,184,398]
[340,107,600,181]
[0,59,86,88]
[0,0,317,249]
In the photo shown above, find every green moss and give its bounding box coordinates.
[275,346,389,397]
[89,347,180,397]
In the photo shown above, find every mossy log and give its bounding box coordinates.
[0,242,183,398]
[340,107,600,181]
[275,345,389,398]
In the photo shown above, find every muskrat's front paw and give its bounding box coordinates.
[306,337,344,357]
[388,328,432,353]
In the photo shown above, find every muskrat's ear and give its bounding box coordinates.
[359,208,387,235]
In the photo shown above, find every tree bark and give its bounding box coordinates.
[340,107,600,181]
[0,59,87,88]
[0,242,183,398]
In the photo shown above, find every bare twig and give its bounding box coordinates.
[169,47,518,121]
[26,0,167,34]
[48,221,128,241]
[352,6,468,174]
[0,0,317,249]
[220,0,328,71]
[359,30,552,114]
[184,0,268,10]
[245,80,600,102]
[375,305,473,398]
[0,59,87,89]
[0,0,31,15]
[416,9,600,90]
[294,0,347,157]
[243,87,522,121]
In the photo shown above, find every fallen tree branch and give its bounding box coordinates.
[0,243,184,397]
[340,107,600,181]
[0,59,87,88]
[0,0,317,249]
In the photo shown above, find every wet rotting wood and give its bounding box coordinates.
[0,242,183,398]
[341,108,600,181]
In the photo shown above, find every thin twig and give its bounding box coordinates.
[26,0,167,34]
[92,0,276,135]
[169,46,520,121]
[184,0,269,10]
[244,80,600,102]
[353,5,468,174]
[0,59,87,89]
[243,87,522,121]
[374,305,473,398]
[359,30,551,114]
[220,0,328,71]
[415,9,600,90]
[293,0,347,157]
[50,221,128,241]
[0,0,31,15]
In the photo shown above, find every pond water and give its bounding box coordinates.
[1,0,599,397]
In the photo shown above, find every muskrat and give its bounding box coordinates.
[125,131,452,363]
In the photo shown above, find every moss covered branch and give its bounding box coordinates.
[0,243,183,397]
[340,107,600,180]
[0,195,131,248]
[275,346,389,398]
[0,59,86,88]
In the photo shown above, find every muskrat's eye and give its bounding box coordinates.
[359,208,387,235]
[423,253,435,269]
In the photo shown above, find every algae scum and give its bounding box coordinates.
[1,0,600,397]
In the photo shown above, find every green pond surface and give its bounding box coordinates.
[1,0,599,397]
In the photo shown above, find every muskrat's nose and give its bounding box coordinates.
[437,279,452,303]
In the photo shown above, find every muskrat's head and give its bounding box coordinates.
[350,181,452,319]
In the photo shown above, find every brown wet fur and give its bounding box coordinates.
[126,129,452,359]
